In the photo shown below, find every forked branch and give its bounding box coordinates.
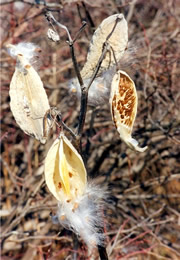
[44,11,122,260]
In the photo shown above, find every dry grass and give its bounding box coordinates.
[1,0,180,259]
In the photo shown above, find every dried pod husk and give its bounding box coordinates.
[44,133,87,202]
[81,14,128,79]
[110,70,148,152]
[7,43,51,144]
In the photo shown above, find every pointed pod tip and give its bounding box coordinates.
[125,137,148,153]
[134,145,148,153]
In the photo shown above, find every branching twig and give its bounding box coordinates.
[0,0,63,8]
[45,11,122,146]
[77,16,123,138]
[55,111,77,140]
[44,11,123,260]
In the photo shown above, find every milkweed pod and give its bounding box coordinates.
[110,70,148,152]
[7,43,51,144]
[44,133,87,202]
[81,14,128,79]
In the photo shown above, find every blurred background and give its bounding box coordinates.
[1,0,180,259]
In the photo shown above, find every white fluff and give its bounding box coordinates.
[7,42,38,62]
[69,68,116,106]
[54,183,107,249]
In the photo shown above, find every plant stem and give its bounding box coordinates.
[98,245,109,260]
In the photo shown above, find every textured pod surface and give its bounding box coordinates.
[8,44,50,144]
[110,70,148,152]
[81,14,128,79]
[44,133,87,202]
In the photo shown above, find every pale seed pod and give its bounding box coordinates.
[47,28,60,42]
[7,43,51,144]
[110,70,148,152]
[81,14,128,79]
[44,133,87,202]
[45,134,108,249]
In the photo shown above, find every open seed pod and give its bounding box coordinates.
[45,134,107,249]
[44,133,87,202]
[110,70,148,152]
[81,13,128,79]
[7,43,51,144]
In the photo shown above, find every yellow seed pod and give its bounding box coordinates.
[7,43,51,144]
[110,70,148,152]
[44,133,87,201]
[81,14,128,79]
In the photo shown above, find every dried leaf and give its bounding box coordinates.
[44,133,87,202]
[7,44,51,144]
[110,70,148,152]
[81,14,128,79]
